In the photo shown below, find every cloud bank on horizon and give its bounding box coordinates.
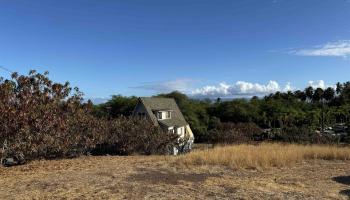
[133,79,334,99]
[292,40,350,58]
[190,80,333,98]
[191,81,289,98]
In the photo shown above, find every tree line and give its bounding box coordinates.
[93,83,350,143]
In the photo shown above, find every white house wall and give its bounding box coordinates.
[176,126,185,138]
[185,125,194,140]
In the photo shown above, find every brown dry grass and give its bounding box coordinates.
[1,154,350,199]
[179,143,350,170]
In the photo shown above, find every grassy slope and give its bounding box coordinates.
[0,145,350,199]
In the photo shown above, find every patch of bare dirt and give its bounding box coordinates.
[0,156,349,199]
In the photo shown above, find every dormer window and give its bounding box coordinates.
[157,112,163,120]
[166,111,171,119]
[154,110,172,120]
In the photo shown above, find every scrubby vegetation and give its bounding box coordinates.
[94,83,350,144]
[179,143,350,170]
[1,70,350,165]
[272,126,341,144]
[207,122,263,144]
[0,71,179,165]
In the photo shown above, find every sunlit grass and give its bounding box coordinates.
[178,143,350,170]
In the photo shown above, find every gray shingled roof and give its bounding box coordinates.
[139,97,188,128]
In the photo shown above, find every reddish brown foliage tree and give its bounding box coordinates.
[0,71,179,164]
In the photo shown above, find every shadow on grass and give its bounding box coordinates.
[339,189,350,197]
[128,168,221,185]
[333,176,350,185]
[332,176,350,198]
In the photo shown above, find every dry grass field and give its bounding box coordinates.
[1,144,350,199]
[180,143,350,169]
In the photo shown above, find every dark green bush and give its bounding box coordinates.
[208,122,263,144]
[272,126,340,144]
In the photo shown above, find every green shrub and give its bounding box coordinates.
[273,126,339,144]
[208,122,263,144]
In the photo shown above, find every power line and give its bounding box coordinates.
[0,66,14,74]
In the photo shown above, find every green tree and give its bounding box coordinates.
[93,95,138,118]
[323,87,335,102]
[305,86,314,101]
[313,88,324,102]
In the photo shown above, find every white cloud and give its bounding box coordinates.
[308,80,336,90]
[308,80,325,89]
[191,80,293,98]
[292,40,350,57]
[284,82,293,91]
[190,80,337,98]
[132,79,196,93]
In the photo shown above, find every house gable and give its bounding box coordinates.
[133,99,159,126]
[133,97,188,128]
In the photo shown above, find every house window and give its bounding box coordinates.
[155,111,172,120]
[166,111,171,119]
[158,112,163,120]
[168,127,174,133]
[138,112,146,119]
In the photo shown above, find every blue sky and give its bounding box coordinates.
[1,0,350,100]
